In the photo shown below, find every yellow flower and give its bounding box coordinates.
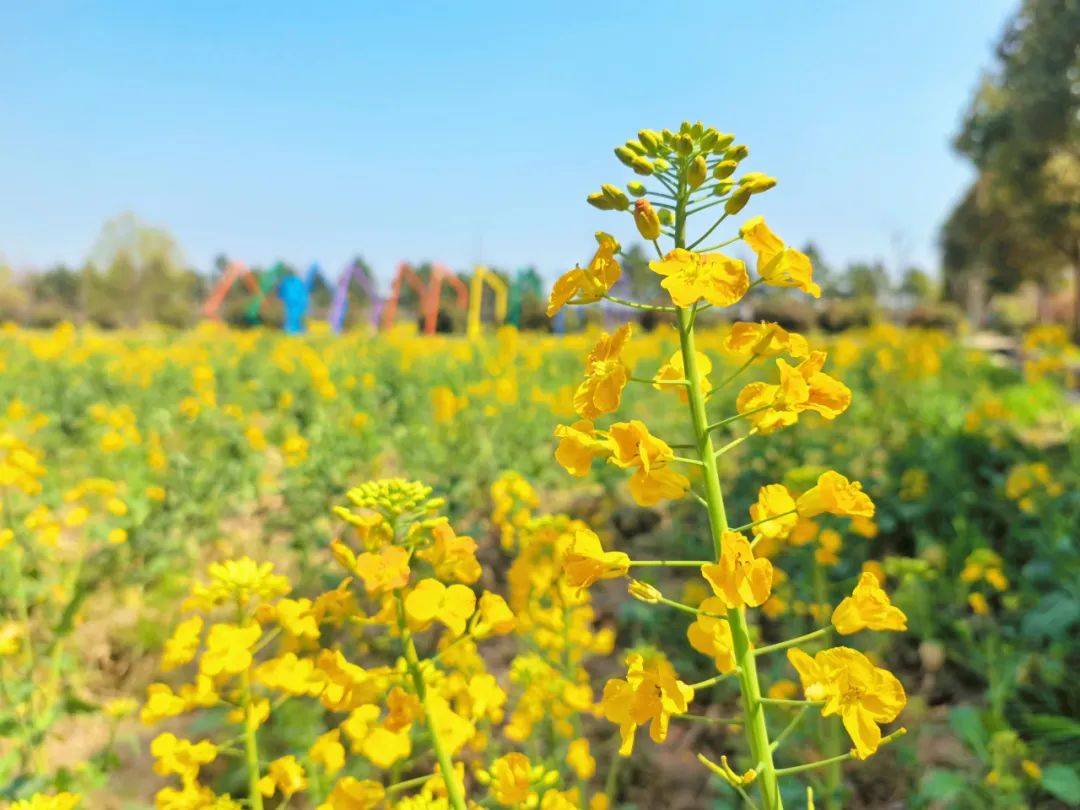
[553,420,612,477]
[701,531,773,609]
[487,752,534,806]
[473,591,517,637]
[687,596,736,673]
[562,527,630,590]
[653,349,711,403]
[416,520,481,584]
[141,683,188,724]
[739,216,821,297]
[815,528,843,566]
[336,544,410,595]
[767,679,798,700]
[607,420,689,506]
[317,650,384,712]
[318,777,386,810]
[648,248,750,308]
[574,324,632,419]
[787,646,906,759]
[192,557,290,608]
[0,622,22,657]
[723,321,810,359]
[431,385,466,424]
[258,755,308,797]
[1021,759,1042,780]
[547,232,622,316]
[405,579,477,636]
[796,471,875,518]
[831,572,908,635]
[736,352,851,433]
[309,729,346,776]
[566,739,596,780]
[151,733,218,785]
[384,686,422,731]
[748,484,797,543]
[200,623,261,677]
[274,597,320,639]
[600,652,694,756]
[968,592,990,615]
[362,726,412,769]
[161,616,203,672]
[256,653,325,696]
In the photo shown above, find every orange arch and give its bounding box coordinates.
[202,261,259,319]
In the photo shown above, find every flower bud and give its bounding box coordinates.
[653,158,671,173]
[661,129,676,147]
[690,121,705,138]
[725,144,749,162]
[713,160,737,179]
[625,140,647,156]
[587,192,614,210]
[712,179,734,196]
[633,199,661,241]
[601,183,630,211]
[658,208,674,226]
[630,156,654,176]
[700,129,719,151]
[628,579,662,603]
[688,155,708,189]
[724,187,752,215]
[614,146,637,167]
[638,129,661,153]
[626,181,647,197]
[675,133,694,156]
[740,172,777,193]
[712,132,736,152]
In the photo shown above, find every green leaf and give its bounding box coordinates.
[1042,764,1080,805]
[919,769,968,802]
[949,705,988,758]
[1021,592,1079,640]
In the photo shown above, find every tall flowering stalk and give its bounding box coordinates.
[551,122,909,809]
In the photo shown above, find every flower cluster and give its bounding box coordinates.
[548,122,910,809]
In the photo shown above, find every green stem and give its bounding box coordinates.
[733,509,798,536]
[774,729,907,776]
[689,669,741,690]
[760,698,823,708]
[241,669,264,810]
[675,208,782,807]
[397,599,467,810]
[603,294,675,313]
[770,706,811,752]
[753,627,832,657]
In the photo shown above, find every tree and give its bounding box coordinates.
[87,212,199,327]
[944,0,1080,334]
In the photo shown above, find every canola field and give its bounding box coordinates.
[2,121,1079,810]
[1,320,1076,809]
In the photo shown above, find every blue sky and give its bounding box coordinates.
[1,1,1015,285]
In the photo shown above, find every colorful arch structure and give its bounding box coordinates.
[329,260,383,333]
[466,265,509,338]
[507,267,542,328]
[245,262,287,324]
[202,260,259,320]
[279,263,329,334]
[382,262,469,335]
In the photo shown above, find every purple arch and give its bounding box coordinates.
[330,260,384,333]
